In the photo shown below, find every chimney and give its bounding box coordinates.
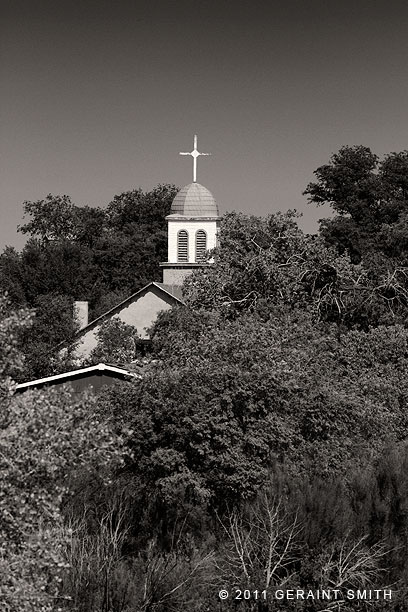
[74,301,89,330]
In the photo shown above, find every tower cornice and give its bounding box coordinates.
[166,215,221,222]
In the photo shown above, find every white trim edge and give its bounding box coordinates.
[15,362,141,390]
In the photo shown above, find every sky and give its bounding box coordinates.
[1,0,408,250]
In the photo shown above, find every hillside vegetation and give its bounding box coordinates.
[2,147,408,610]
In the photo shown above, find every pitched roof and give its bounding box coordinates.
[74,281,184,338]
[15,362,141,391]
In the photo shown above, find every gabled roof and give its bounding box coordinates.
[15,362,141,391]
[74,281,184,338]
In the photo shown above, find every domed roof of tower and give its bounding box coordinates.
[170,183,219,217]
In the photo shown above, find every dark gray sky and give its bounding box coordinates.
[1,0,408,249]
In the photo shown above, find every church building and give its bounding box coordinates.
[66,135,220,361]
[65,136,219,362]
[17,136,219,392]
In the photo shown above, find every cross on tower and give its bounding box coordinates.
[179,135,211,183]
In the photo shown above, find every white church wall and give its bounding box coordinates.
[167,219,218,263]
[73,286,176,360]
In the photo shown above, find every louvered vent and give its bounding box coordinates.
[195,230,207,262]
[177,230,189,262]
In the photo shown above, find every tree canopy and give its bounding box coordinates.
[181,210,408,331]
[304,146,408,263]
[88,317,144,365]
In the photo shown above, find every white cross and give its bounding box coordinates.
[179,135,211,183]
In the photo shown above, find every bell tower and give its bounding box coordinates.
[160,136,220,286]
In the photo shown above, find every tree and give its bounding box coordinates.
[18,194,105,245]
[9,185,178,309]
[0,294,32,396]
[181,211,408,330]
[19,238,98,306]
[182,210,315,316]
[304,146,408,263]
[216,493,301,591]
[7,185,177,311]
[0,387,125,612]
[0,247,26,306]
[105,183,176,231]
[94,184,178,294]
[89,317,143,365]
[18,292,80,380]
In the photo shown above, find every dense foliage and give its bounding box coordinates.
[2,147,408,610]
[304,146,408,263]
[0,295,125,611]
[100,307,408,514]
[183,209,408,330]
[88,318,144,365]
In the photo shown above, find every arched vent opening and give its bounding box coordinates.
[195,229,207,262]
[177,230,189,262]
